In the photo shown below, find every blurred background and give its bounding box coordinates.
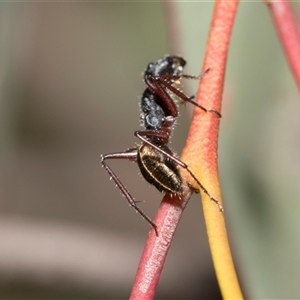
[0,2,300,299]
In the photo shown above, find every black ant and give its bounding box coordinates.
[100,55,223,235]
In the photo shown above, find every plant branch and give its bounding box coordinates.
[266,0,300,91]
[129,190,190,300]
[180,0,243,299]
[130,1,243,299]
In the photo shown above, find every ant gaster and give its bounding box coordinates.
[100,55,223,235]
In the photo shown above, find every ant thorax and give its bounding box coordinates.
[140,89,165,130]
[141,56,186,131]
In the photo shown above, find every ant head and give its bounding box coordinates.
[144,55,186,79]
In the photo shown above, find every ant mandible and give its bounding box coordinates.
[100,55,223,235]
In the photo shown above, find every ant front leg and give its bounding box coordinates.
[135,131,224,212]
[155,77,222,118]
[159,68,210,82]
[100,149,158,235]
[144,76,179,118]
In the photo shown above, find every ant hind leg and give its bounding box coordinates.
[100,151,159,235]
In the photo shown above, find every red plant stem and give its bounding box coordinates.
[129,191,190,300]
[266,0,300,91]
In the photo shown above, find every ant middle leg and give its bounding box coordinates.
[100,150,158,235]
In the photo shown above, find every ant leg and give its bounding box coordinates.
[145,76,179,118]
[100,151,158,235]
[135,132,224,211]
[156,78,222,118]
[181,67,210,80]
[159,68,210,81]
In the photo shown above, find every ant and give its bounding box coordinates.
[100,55,223,235]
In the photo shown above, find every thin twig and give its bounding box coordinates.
[266,0,300,92]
